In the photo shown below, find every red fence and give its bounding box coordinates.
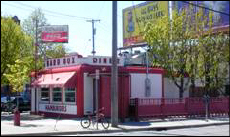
[130,97,229,121]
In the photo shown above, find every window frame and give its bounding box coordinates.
[52,87,62,103]
[64,88,76,104]
[40,88,50,103]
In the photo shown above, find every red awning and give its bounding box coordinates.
[31,72,77,88]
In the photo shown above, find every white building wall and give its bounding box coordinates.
[131,73,162,98]
[164,78,190,98]
[31,87,40,113]
[84,73,94,114]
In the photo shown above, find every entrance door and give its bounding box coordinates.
[93,78,100,113]
[83,73,94,115]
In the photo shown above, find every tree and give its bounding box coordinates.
[4,59,31,109]
[1,17,33,84]
[144,9,193,99]
[46,43,69,58]
[144,7,229,98]
[196,12,229,96]
[4,59,31,93]
[186,8,229,96]
[22,8,68,70]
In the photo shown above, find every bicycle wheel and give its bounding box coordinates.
[101,118,109,129]
[80,117,91,128]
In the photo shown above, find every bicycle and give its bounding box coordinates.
[80,107,110,129]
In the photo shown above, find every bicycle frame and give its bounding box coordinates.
[81,107,109,129]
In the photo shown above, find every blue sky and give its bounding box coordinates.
[1,1,145,57]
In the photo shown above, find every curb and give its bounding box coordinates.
[2,122,229,136]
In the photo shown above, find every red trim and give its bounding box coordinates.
[124,67,164,74]
[31,65,164,77]
[62,87,64,104]
[162,74,164,98]
[31,64,165,117]
[130,75,132,98]
[75,87,77,106]
[77,66,84,117]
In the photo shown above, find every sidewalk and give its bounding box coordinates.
[1,113,229,136]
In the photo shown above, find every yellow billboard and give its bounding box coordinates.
[123,1,169,47]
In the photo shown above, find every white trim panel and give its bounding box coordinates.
[38,103,77,115]
[131,73,162,98]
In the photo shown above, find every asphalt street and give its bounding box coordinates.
[63,125,230,136]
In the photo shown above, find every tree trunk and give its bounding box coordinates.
[191,76,195,97]
[179,77,184,99]
[205,62,210,96]
[179,88,183,99]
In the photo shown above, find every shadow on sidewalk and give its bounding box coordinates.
[1,112,46,121]
[19,123,43,128]
[120,122,151,127]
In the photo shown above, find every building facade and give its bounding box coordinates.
[30,55,164,119]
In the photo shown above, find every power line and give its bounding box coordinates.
[1,2,76,19]
[2,1,115,55]
[97,23,112,33]
[97,1,105,19]
[182,1,229,16]
[2,2,113,44]
[14,1,94,20]
[1,2,35,12]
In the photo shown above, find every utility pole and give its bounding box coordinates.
[86,19,100,56]
[34,17,38,113]
[111,1,118,127]
[95,69,99,130]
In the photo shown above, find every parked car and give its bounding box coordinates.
[1,96,30,113]
[1,96,15,113]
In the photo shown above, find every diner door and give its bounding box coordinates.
[93,78,100,113]
[83,73,93,115]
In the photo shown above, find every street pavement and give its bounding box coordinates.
[1,112,229,136]
[64,125,229,136]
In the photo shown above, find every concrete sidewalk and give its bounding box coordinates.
[1,113,229,136]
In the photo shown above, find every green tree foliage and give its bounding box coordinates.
[46,43,68,59]
[144,9,192,99]
[22,8,68,69]
[3,59,31,93]
[144,7,229,98]
[193,10,229,96]
[3,59,31,110]
[1,17,33,84]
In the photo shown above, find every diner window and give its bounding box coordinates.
[65,88,76,103]
[52,87,62,102]
[41,88,49,102]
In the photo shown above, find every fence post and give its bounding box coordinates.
[203,95,210,122]
[228,97,229,116]
[161,98,165,119]
[135,98,139,122]
[185,97,189,118]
